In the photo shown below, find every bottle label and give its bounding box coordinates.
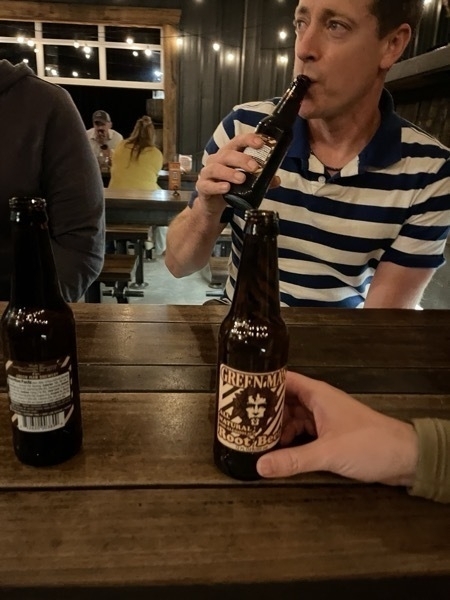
[216,364,286,453]
[5,357,75,433]
[243,135,277,172]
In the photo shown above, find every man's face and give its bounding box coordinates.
[93,120,111,141]
[293,0,401,121]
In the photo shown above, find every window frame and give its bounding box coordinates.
[0,1,180,161]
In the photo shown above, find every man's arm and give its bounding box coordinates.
[165,199,227,278]
[364,261,434,308]
[165,132,264,278]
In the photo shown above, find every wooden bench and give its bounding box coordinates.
[85,254,141,303]
[106,224,151,287]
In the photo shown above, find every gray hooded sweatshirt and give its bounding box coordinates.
[0,60,104,302]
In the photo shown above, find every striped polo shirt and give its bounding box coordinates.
[201,90,450,307]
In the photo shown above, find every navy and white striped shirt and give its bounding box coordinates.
[202,90,450,307]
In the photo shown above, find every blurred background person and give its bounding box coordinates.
[0,59,104,302]
[87,109,123,167]
[108,115,163,191]
[108,115,164,255]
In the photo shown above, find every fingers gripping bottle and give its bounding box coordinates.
[224,75,311,211]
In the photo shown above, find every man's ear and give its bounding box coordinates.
[380,24,412,70]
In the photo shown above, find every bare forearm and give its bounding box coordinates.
[165,201,226,278]
[364,262,433,308]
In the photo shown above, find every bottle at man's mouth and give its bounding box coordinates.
[224,74,311,211]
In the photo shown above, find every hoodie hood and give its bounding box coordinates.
[0,59,34,94]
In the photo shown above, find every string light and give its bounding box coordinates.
[72,71,79,77]
[145,47,153,56]
[126,36,134,44]
[278,30,287,40]
[212,42,221,51]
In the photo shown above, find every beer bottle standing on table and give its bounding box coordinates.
[214,210,289,480]
[224,74,311,211]
[1,197,83,466]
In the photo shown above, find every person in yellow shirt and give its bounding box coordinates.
[108,116,164,254]
[108,115,163,191]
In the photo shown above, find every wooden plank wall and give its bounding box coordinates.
[393,83,450,147]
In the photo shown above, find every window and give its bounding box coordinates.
[0,20,164,90]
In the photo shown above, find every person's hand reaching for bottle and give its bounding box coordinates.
[257,371,419,487]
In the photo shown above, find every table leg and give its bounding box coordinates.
[129,239,149,289]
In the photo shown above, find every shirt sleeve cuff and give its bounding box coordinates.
[408,418,450,503]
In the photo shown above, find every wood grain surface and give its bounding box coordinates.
[0,304,449,596]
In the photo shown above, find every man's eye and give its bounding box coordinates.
[328,20,347,32]
[292,19,306,33]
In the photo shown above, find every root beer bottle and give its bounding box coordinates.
[1,197,82,466]
[224,74,310,211]
[214,210,289,480]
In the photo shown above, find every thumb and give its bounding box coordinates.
[257,440,326,478]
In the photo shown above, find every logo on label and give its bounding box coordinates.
[216,364,286,452]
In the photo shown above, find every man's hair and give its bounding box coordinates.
[369,0,424,38]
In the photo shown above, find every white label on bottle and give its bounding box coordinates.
[216,364,286,453]
[6,357,74,433]
[243,136,276,170]
[16,410,68,433]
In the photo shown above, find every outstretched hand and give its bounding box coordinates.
[257,371,419,487]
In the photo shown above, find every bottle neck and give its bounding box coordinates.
[231,229,281,320]
[10,219,65,308]
[272,75,310,128]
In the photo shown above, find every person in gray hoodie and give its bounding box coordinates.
[0,59,105,302]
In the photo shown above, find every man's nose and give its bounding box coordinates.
[295,26,320,63]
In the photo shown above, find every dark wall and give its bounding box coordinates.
[62,84,150,139]
[45,0,450,169]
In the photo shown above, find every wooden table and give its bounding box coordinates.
[103,189,190,288]
[1,305,450,599]
[104,188,190,227]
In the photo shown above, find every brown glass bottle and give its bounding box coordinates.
[1,197,82,466]
[224,75,311,211]
[214,210,289,480]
